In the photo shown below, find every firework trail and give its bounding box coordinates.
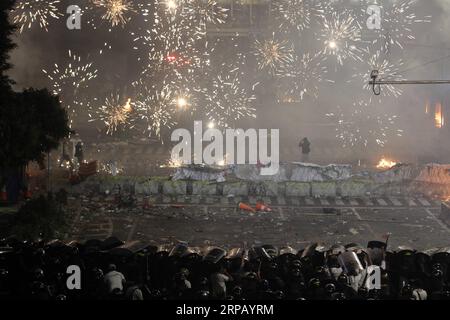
[12,0,63,33]
[318,10,363,65]
[326,101,403,149]
[90,93,135,135]
[90,0,135,28]
[132,84,177,139]
[366,0,431,50]
[199,54,256,128]
[354,50,405,98]
[185,0,229,34]
[279,52,330,101]
[271,0,326,33]
[42,50,98,127]
[253,33,294,76]
[132,0,213,92]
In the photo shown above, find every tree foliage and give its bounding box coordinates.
[0,0,16,89]
[0,1,71,171]
[11,195,69,241]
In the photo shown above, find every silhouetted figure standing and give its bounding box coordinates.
[299,138,311,163]
[74,142,84,165]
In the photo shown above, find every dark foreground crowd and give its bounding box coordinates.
[0,237,449,300]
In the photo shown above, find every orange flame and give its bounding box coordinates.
[435,102,444,128]
[376,157,397,169]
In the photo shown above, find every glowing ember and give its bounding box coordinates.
[122,98,132,112]
[160,158,183,168]
[435,102,444,129]
[376,158,398,169]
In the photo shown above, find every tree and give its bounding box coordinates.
[0,1,70,199]
[1,89,71,168]
[0,0,16,90]
[11,195,68,240]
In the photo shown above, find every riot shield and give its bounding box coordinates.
[204,247,227,264]
[169,242,189,257]
[300,243,319,259]
[328,244,346,256]
[226,248,245,260]
[279,246,297,257]
[248,246,272,260]
[338,251,364,276]
[262,245,278,259]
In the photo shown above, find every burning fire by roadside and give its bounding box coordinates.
[376,157,398,169]
[435,102,444,128]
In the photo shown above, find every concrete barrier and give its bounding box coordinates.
[223,182,249,196]
[61,163,450,199]
[285,182,311,197]
[311,182,337,197]
[162,181,187,195]
[135,179,160,195]
[192,181,218,195]
[248,181,280,196]
[339,179,372,197]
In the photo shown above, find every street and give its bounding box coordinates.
[68,195,450,251]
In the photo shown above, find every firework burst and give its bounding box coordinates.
[318,11,362,65]
[272,0,326,33]
[326,101,403,149]
[42,50,98,127]
[132,85,177,139]
[91,93,135,135]
[12,0,63,33]
[279,52,329,101]
[201,57,256,128]
[253,34,293,76]
[367,0,431,50]
[91,0,134,27]
[355,50,405,98]
[185,0,229,32]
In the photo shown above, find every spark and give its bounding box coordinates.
[272,0,326,33]
[90,93,134,135]
[279,52,330,101]
[99,161,124,176]
[253,34,294,76]
[366,0,431,50]
[173,90,197,115]
[201,59,256,128]
[133,1,211,90]
[91,0,134,27]
[12,0,62,33]
[185,0,229,30]
[132,85,177,140]
[166,0,178,11]
[318,11,362,65]
[42,50,98,127]
[326,101,403,149]
[355,50,405,99]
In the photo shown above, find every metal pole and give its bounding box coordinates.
[370,80,450,85]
